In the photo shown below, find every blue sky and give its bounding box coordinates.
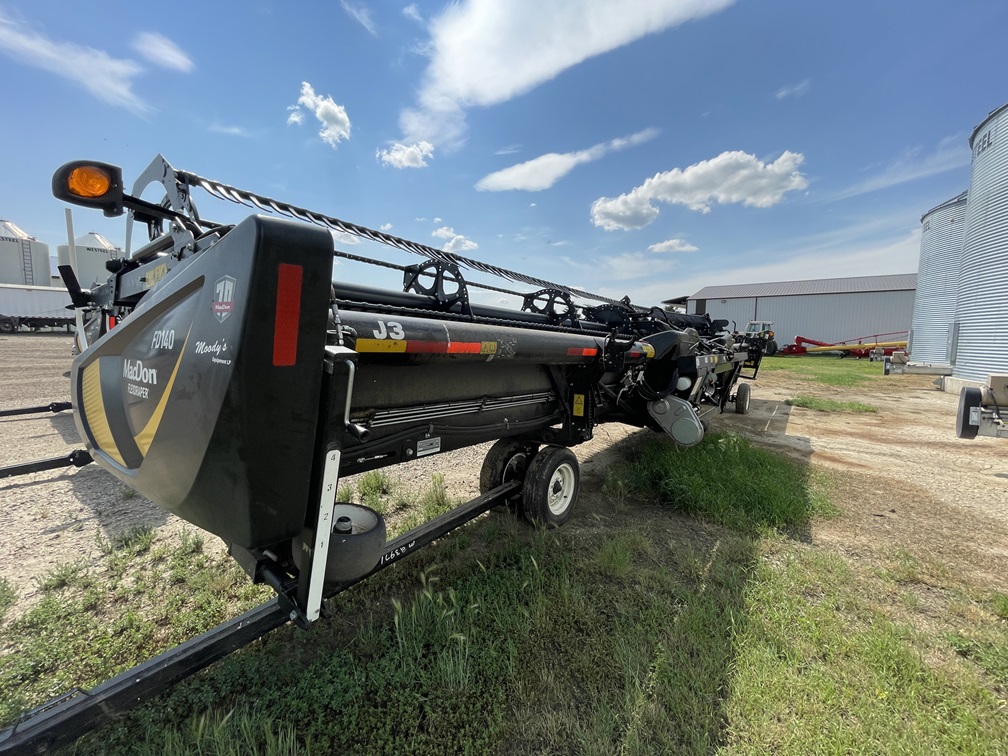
[1,0,1005,307]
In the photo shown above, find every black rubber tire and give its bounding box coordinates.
[521,446,579,528]
[956,387,982,440]
[734,382,751,414]
[764,339,777,356]
[0,318,14,334]
[479,439,535,493]
[291,503,386,584]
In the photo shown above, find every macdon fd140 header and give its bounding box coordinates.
[51,156,764,624]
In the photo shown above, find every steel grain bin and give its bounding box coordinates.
[57,232,121,288]
[954,103,1008,380]
[909,191,967,364]
[0,220,51,285]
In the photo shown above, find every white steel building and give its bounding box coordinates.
[687,274,917,348]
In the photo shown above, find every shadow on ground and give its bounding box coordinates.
[71,413,820,754]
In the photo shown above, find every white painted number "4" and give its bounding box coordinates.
[373,321,405,340]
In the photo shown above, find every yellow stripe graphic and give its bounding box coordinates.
[133,333,190,455]
[356,338,407,353]
[81,361,126,466]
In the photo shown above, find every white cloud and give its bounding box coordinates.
[560,251,680,282]
[834,136,971,200]
[403,4,423,23]
[591,150,808,230]
[331,229,361,247]
[0,10,150,115]
[288,82,351,147]
[495,144,522,156]
[399,0,735,148]
[380,223,393,232]
[648,238,698,253]
[378,141,434,168]
[476,128,659,192]
[132,32,193,72]
[591,207,923,306]
[209,123,251,137]
[600,251,682,281]
[341,1,378,35]
[433,217,442,224]
[774,78,810,100]
[433,226,478,253]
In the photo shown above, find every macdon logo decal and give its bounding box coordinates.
[123,358,158,399]
[213,276,236,323]
[123,359,158,385]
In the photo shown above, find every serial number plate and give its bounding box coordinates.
[417,438,441,457]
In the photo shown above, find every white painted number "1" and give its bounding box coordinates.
[373,321,405,340]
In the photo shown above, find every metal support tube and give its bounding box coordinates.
[0,402,72,418]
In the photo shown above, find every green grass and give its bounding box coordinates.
[787,395,878,413]
[604,432,837,531]
[0,578,15,623]
[357,469,393,514]
[6,434,1006,754]
[146,708,306,755]
[758,355,882,387]
[991,592,1008,621]
[0,532,270,728]
[726,543,1008,753]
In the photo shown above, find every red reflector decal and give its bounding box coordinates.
[273,264,303,366]
[447,342,483,354]
[108,316,117,330]
[567,347,598,357]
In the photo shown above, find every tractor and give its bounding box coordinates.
[742,321,778,356]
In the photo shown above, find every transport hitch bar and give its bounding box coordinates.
[0,449,92,480]
[0,401,72,418]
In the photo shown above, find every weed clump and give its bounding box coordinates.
[606,432,834,531]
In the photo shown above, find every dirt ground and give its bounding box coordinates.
[1,334,1005,619]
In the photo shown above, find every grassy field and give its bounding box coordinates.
[758,354,880,387]
[1,360,1006,753]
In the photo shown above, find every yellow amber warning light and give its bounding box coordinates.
[67,166,112,198]
[53,160,124,215]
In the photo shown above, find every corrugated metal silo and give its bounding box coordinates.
[0,220,51,285]
[57,232,121,288]
[909,191,967,364]
[953,103,1008,380]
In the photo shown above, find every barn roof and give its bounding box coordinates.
[690,273,917,301]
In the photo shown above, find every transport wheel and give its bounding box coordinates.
[480,439,537,512]
[734,382,751,414]
[292,503,387,584]
[956,387,982,440]
[0,318,14,334]
[521,446,579,528]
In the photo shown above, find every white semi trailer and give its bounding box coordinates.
[0,283,74,333]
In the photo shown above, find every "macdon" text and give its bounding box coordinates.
[123,359,158,385]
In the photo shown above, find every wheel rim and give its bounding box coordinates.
[547,463,576,515]
[502,453,527,484]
